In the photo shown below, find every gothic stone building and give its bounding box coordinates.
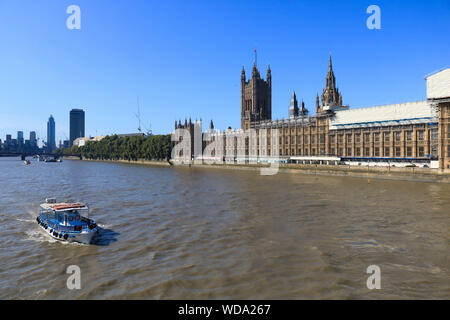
[175,58,450,170]
[241,64,272,130]
[238,57,450,170]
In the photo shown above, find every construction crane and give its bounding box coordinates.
[144,122,152,136]
[135,96,142,134]
[134,96,153,136]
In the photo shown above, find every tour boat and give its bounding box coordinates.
[24,160,31,165]
[36,198,98,244]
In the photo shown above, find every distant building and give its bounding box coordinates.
[30,131,37,147]
[174,119,203,161]
[73,136,105,147]
[63,140,71,149]
[5,134,12,148]
[47,115,56,152]
[17,131,24,146]
[174,56,450,170]
[239,57,439,164]
[70,109,85,146]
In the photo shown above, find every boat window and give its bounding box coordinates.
[57,213,65,223]
[67,213,80,222]
[44,211,56,220]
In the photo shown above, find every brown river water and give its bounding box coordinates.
[0,158,448,299]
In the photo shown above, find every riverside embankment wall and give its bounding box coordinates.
[62,157,450,183]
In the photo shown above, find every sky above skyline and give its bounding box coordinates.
[0,0,449,145]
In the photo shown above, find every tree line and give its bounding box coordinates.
[55,135,173,161]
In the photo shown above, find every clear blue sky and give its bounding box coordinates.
[0,0,449,144]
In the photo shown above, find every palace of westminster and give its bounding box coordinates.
[174,55,450,170]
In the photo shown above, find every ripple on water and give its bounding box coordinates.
[1,159,449,299]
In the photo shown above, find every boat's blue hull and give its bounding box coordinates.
[36,216,97,244]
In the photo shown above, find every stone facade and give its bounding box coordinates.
[174,118,202,161]
[174,58,449,170]
[438,101,450,169]
[243,57,441,165]
[241,64,272,130]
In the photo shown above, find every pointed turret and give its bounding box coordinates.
[289,91,299,118]
[320,55,343,107]
[316,93,320,113]
[252,64,260,79]
[209,119,214,130]
[300,100,308,116]
[267,65,271,87]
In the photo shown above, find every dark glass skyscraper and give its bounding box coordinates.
[70,109,85,146]
[17,131,24,145]
[47,115,56,152]
[30,131,37,147]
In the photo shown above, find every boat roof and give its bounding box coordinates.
[40,202,89,212]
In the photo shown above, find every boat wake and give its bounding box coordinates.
[26,228,89,246]
[16,218,35,223]
[25,229,58,244]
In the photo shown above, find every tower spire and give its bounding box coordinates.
[289,90,299,118]
[329,53,332,71]
[316,93,320,113]
[321,55,342,107]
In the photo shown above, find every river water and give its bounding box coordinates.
[0,158,448,299]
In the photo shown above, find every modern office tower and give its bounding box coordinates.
[5,134,11,148]
[70,109,85,146]
[17,131,24,145]
[30,131,37,147]
[47,115,56,152]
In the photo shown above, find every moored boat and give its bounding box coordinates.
[37,198,98,244]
